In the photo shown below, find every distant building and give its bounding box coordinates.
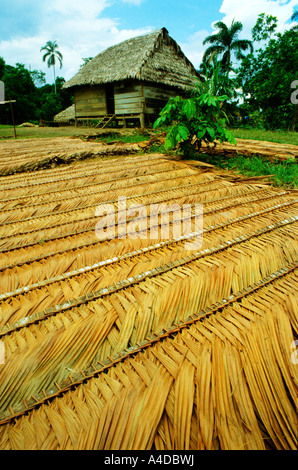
[63,28,200,128]
[53,104,75,125]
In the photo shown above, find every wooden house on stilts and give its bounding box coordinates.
[63,28,200,129]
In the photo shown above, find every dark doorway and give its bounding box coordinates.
[106,84,115,114]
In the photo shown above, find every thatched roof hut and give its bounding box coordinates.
[63,28,200,128]
[53,104,75,124]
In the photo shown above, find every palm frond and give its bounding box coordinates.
[0,146,297,450]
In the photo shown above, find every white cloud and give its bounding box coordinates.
[0,1,152,83]
[46,0,109,17]
[219,0,297,38]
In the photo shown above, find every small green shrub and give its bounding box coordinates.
[153,92,236,159]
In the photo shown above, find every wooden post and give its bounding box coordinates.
[140,112,145,130]
[140,101,145,129]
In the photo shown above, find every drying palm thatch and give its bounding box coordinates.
[0,151,297,450]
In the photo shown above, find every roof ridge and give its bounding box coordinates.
[138,27,168,73]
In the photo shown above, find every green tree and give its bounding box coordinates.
[0,59,72,124]
[35,76,72,121]
[29,69,46,87]
[39,92,63,121]
[198,55,240,100]
[0,63,37,124]
[202,20,253,71]
[0,57,5,80]
[40,41,63,93]
[198,53,244,126]
[238,27,298,130]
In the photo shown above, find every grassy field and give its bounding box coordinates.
[191,153,298,188]
[232,127,298,145]
[0,125,82,139]
[1,124,298,145]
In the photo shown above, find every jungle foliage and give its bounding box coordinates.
[0,59,72,124]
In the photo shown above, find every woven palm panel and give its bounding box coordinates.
[0,270,296,450]
[0,153,297,450]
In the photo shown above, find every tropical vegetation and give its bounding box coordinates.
[40,41,63,94]
[0,11,297,133]
[202,19,253,71]
[237,16,298,130]
[0,59,72,124]
[153,82,237,159]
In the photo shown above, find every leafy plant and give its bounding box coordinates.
[153,88,236,159]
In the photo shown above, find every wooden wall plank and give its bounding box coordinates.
[114,81,144,115]
[74,80,179,119]
[74,85,107,117]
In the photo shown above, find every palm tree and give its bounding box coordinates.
[292,10,298,21]
[197,55,239,100]
[40,41,63,93]
[202,20,253,71]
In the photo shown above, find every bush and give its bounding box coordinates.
[153,92,236,159]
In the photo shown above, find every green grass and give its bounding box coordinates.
[189,152,298,188]
[0,125,81,139]
[231,127,298,146]
[95,130,152,144]
[1,124,297,146]
[0,125,154,142]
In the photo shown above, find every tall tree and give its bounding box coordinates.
[238,27,298,130]
[40,41,63,93]
[202,20,253,71]
[198,55,239,101]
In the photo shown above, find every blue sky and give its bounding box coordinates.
[0,0,297,84]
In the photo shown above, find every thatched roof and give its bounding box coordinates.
[63,28,199,91]
[53,104,75,122]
